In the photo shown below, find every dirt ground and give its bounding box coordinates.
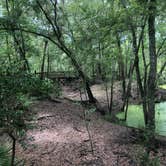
[13,82,166,165]
[15,102,166,165]
[16,99,133,166]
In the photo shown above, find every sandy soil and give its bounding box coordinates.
[16,98,166,166]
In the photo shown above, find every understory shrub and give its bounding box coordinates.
[0,146,10,166]
[0,61,60,164]
[29,76,61,97]
[0,72,60,131]
[139,151,160,166]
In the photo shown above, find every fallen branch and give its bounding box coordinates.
[73,126,84,133]
[47,96,62,103]
[41,146,57,155]
[37,115,56,120]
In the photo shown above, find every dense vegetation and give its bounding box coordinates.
[0,0,165,165]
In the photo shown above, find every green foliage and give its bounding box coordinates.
[28,76,55,96]
[0,146,10,166]
[134,130,160,166]
[158,72,166,85]
[105,113,127,126]
[104,113,112,122]
[0,63,60,97]
[139,151,160,166]
[85,108,96,116]
[0,62,59,134]
[0,74,30,131]
[0,1,165,165]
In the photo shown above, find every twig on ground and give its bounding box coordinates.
[37,115,56,120]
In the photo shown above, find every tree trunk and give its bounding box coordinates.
[131,22,148,124]
[33,0,97,103]
[116,34,126,101]
[109,73,114,114]
[97,41,103,80]
[40,40,48,80]
[5,0,30,72]
[8,133,16,166]
[147,0,157,129]
[5,35,11,64]
[47,47,50,77]
[58,39,96,103]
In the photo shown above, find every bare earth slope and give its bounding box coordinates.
[16,99,166,166]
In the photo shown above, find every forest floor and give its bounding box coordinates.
[14,82,166,166]
[17,98,138,166]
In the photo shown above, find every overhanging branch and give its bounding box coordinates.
[0,27,61,47]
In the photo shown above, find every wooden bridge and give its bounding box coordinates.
[35,71,79,80]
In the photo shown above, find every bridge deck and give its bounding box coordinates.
[35,71,79,79]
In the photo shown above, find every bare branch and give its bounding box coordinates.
[36,0,58,37]
[157,38,166,57]
[158,61,166,78]
[49,0,62,38]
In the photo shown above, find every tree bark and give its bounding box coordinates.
[131,29,148,124]
[47,46,50,77]
[147,0,157,129]
[40,40,48,80]
[116,34,126,101]
[36,0,96,103]
[5,0,30,72]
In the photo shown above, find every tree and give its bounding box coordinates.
[147,0,157,130]
[33,0,96,103]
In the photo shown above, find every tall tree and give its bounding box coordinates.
[40,40,48,80]
[147,0,157,129]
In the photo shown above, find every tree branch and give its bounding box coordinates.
[36,0,59,37]
[156,38,166,57]
[158,61,166,78]
[0,27,61,47]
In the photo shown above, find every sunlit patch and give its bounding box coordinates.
[159,84,166,90]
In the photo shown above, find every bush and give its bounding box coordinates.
[29,76,61,97]
[0,146,10,166]
[139,151,160,166]
[0,61,61,164]
[0,72,61,130]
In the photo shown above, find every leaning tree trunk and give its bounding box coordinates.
[58,39,97,103]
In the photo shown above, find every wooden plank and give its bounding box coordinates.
[34,71,79,79]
